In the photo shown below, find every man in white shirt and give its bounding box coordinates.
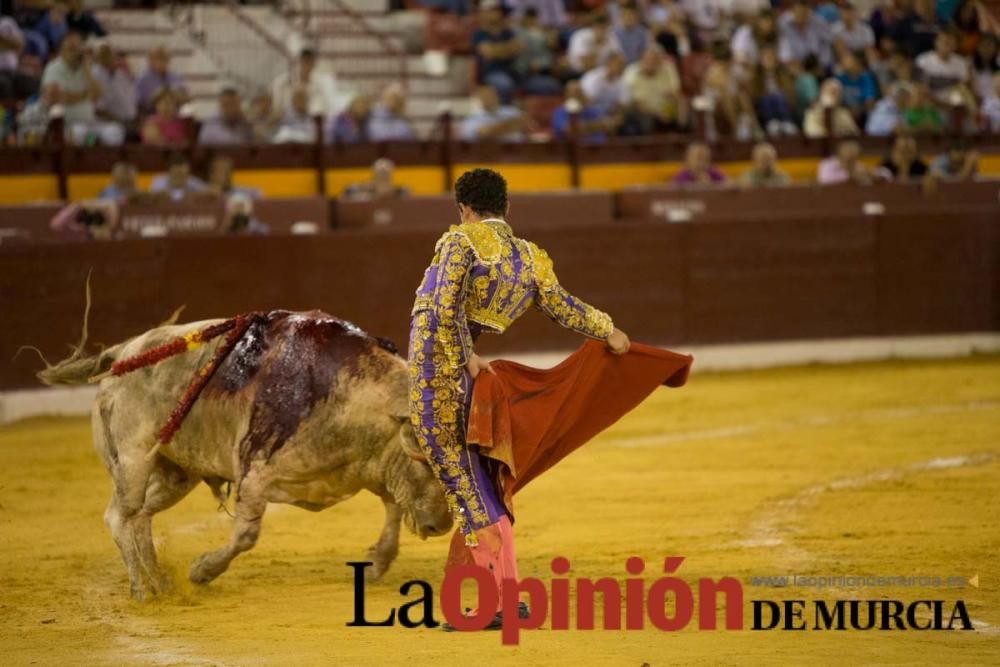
[581,52,628,115]
[915,31,971,105]
[567,13,625,73]
[40,32,124,145]
[271,47,346,118]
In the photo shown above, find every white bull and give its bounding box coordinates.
[39,309,453,600]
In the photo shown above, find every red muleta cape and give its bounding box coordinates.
[445,339,693,569]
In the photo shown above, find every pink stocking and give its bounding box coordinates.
[468,515,518,615]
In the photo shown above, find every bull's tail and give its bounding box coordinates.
[32,279,184,387]
[36,343,126,386]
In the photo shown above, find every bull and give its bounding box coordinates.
[39,309,453,600]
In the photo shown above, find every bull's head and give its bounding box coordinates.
[393,418,454,540]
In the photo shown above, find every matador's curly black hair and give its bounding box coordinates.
[454,168,508,218]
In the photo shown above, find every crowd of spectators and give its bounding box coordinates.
[453,0,1000,141]
[5,0,1000,148]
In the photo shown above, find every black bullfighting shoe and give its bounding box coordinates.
[442,602,531,632]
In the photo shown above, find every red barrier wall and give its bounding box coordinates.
[2,212,996,390]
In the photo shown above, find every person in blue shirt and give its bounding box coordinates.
[550,80,619,141]
[835,51,879,123]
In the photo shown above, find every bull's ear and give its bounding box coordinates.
[397,419,426,462]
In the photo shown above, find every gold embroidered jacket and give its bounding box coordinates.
[411,218,614,365]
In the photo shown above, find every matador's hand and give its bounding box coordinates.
[607,328,630,355]
[466,353,494,378]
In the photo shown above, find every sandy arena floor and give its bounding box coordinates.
[1,355,998,666]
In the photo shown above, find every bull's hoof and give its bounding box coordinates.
[363,549,391,582]
[150,571,175,594]
[130,584,146,602]
[188,553,225,585]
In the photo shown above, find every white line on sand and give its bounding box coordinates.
[738,452,999,549]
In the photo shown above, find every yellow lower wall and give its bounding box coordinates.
[3,156,998,204]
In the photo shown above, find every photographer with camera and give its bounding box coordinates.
[49,198,121,241]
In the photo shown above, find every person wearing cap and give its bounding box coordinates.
[270,46,346,119]
[198,87,254,145]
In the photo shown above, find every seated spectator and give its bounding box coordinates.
[49,198,121,241]
[982,71,1000,133]
[901,82,944,133]
[32,0,69,58]
[831,3,875,59]
[778,1,832,68]
[817,139,872,185]
[273,86,317,143]
[41,32,124,145]
[513,9,556,84]
[472,1,523,104]
[16,82,58,144]
[866,81,913,136]
[701,48,759,140]
[930,142,979,181]
[835,51,879,123]
[915,31,973,106]
[66,0,106,40]
[508,0,567,29]
[653,4,692,61]
[91,41,137,127]
[205,154,259,200]
[197,87,254,145]
[623,44,686,133]
[804,78,861,137]
[794,53,822,112]
[672,142,726,185]
[739,141,791,187]
[461,85,526,142]
[99,162,138,202]
[749,45,798,136]
[150,153,207,201]
[731,9,778,66]
[614,3,647,65]
[141,89,186,146]
[891,0,943,58]
[368,84,415,142]
[246,90,278,142]
[328,94,372,143]
[580,52,627,115]
[971,33,998,102]
[135,46,189,116]
[568,12,625,74]
[644,0,674,30]
[869,34,899,89]
[271,46,345,119]
[551,80,620,141]
[343,158,410,200]
[877,133,928,182]
[879,49,919,92]
[1,16,40,101]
